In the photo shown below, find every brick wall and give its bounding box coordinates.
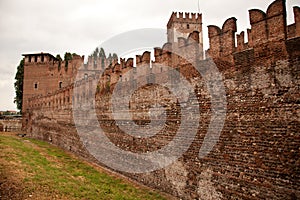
[22,0,300,199]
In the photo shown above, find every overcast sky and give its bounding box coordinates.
[0,0,298,111]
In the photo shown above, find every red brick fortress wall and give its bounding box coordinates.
[22,0,300,199]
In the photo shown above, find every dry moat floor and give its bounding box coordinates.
[0,132,172,200]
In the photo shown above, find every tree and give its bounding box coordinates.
[64,52,73,61]
[72,53,79,57]
[112,53,118,60]
[56,54,62,61]
[107,53,112,64]
[14,58,24,112]
[56,54,63,71]
[93,47,99,59]
[64,52,73,71]
[99,47,106,59]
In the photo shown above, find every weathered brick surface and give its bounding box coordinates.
[22,1,300,199]
[0,119,22,132]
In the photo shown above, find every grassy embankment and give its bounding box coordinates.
[0,132,168,200]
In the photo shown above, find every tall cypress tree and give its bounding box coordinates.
[14,59,24,112]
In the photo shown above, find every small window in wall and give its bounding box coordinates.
[84,73,88,80]
[187,24,190,29]
[59,81,63,89]
[28,56,31,62]
[34,83,38,89]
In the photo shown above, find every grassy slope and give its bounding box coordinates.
[0,133,167,200]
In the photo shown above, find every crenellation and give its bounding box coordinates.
[222,17,237,33]
[178,12,183,19]
[178,37,187,47]
[135,55,142,66]
[170,11,202,22]
[221,17,237,63]
[197,13,202,21]
[141,51,151,64]
[187,31,200,44]
[191,13,196,20]
[154,47,163,58]
[266,0,287,41]
[249,9,269,46]
[120,58,126,68]
[288,23,297,38]
[236,31,246,51]
[162,42,172,52]
[125,58,134,68]
[207,0,297,65]
[154,47,171,64]
[23,53,58,64]
[248,0,287,46]
[207,25,221,38]
[207,17,237,63]
[249,9,267,24]
[266,0,286,18]
[247,28,253,47]
[207,25,222,59]
[185,12,190,18]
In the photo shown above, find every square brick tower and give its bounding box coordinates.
[167,12,204,59]
[22,53,83,112]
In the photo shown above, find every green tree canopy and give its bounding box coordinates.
[112,53,118,60]
[64,52,73,61]
[64,52,73,71]
[90,47,117,66]
[72,53,79,57]
[108,53,112,61]
[93,47,99,59]
[14,59,24,112]
[99,47,106,59]
[56,54,62,61]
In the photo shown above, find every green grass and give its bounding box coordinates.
[0,134,167,200]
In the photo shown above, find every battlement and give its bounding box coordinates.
[207,0,300,65]
[207,17,237,63]
[248,0,287,46]
[167,12,202,29]
[23,52,58,64]
[288,6,300,38]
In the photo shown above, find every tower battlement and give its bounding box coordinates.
[22,53,58,64]
[167,12,202,28]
